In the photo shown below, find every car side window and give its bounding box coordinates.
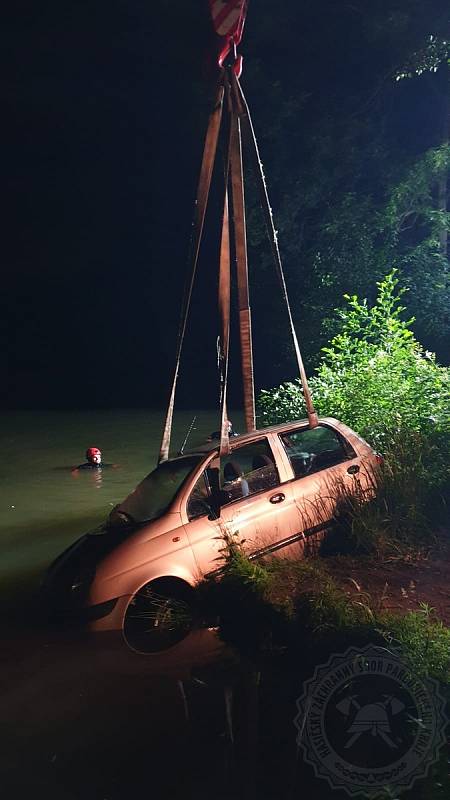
[187,473,212,520]
[219,439,280,505]
[279,425,355,479]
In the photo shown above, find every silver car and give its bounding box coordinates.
[43,418,378,653]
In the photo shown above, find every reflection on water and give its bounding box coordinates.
[3,616,448,800]
[71,465,105,489]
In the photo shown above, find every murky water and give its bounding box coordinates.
[0,409,242,798]
[0,409,242,603]
[1,410,448,800]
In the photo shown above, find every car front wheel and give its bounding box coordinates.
[123,578,194,654]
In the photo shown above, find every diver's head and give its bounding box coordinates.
[86,446,102,465]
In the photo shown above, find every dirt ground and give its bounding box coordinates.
[328,536,450,625]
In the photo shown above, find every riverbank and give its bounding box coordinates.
[264,532,450,627]
[197,531,450,684]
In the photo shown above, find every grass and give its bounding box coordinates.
[321,432,450,560]
[378,602,450,683]
[193,437,450,679]
[196,544,450,683]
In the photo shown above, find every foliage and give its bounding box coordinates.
[395,35,450,80]
[272,559,376,632]
[198,544,450,683]
[379,603,450,682]
[242,0,450,379]
[382,146,450,332]
[324,440,449,561]
[258,271,450,452]
[333,444,438,558]
[259,273,450,547]
[195,530,283,651]
[217,530,272,596]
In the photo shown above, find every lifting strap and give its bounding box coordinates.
[218,186,231,457]
[158,80,225,464]
[232,72,318,428]
[228,68,256,432]
[158,57,317,467]
[218,79,233,457]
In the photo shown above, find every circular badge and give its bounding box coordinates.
[294,645,447,797]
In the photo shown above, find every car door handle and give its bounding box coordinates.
[347,464,360,475]
[270,492,285,504]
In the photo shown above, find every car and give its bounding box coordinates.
[42,417,379,653]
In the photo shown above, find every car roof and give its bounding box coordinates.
[185,416,343,457]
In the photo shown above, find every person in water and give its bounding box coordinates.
[208,419,239,441]
[72,447,111,471]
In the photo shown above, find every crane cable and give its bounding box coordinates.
[231,72,318,428]
[158,79,225,464]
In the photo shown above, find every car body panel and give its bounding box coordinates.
[89,513,197,602]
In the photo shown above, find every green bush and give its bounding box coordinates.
[258,271,450,539]
[259,271,450,451]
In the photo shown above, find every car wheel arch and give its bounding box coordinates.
[122,575,197,655]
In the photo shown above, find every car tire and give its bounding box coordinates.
[123,578,195,654]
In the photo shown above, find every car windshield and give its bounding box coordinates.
[118,455,204,523]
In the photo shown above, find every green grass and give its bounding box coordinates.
[378,603,450,683]
[197,547,450,683]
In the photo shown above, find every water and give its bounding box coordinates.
[0,409,243,602]
[1,411,448,800]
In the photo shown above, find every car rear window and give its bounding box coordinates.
[279,425,355,478]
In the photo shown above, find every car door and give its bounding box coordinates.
[181,436,299,577]
[275,422,361,551]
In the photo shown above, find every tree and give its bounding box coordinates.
[238,0,450,386]
[396,35,450,256]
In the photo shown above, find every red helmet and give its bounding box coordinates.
[86,447,101,460]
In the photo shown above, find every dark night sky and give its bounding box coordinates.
[2,2,448,410]
[3,1,219,409]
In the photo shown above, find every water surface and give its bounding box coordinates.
[0,409,243,599]
[1,410,448,800]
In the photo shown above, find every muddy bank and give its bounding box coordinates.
[328,542,450,626]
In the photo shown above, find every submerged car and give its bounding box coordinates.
[42,418,378,653]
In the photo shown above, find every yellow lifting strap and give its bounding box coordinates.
[158,80,225,464]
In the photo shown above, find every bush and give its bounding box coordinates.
[259,271,450,448]
[258,271,450,540]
